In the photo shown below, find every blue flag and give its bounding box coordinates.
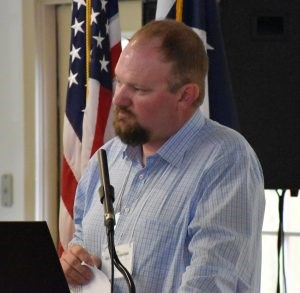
[156,0,239,130]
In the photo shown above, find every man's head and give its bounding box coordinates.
[113,19,208,147]
[131,19,209,106]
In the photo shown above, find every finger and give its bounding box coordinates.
[70,245,94,266]
[61,257,93,285]
[60,246,94,285]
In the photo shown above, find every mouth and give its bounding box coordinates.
[115,107,134,121]
[117,110,130,120]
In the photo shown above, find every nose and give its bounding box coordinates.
[113,83,131,107]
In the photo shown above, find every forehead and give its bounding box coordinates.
[116,40,172,83]
[120,39,163,66]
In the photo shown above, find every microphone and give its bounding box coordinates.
[97,149,136,293]
[98,149,115,231]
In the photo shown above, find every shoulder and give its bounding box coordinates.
[88,136,125,166]
[197,119,263,177]
[202,118,256,157]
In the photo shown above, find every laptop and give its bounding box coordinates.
[0,221,70,292]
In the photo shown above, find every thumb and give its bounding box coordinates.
[91,254,102,269]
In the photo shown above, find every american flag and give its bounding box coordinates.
[58,0,121,255]
[156,0,239,130]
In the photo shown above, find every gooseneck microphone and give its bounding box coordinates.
[98,149,136,293]
[98,149,115,231]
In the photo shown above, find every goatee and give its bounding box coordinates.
[113,106,150,146]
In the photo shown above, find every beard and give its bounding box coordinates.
[113,106,150,146]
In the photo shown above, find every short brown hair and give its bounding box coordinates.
[130,19,209,106]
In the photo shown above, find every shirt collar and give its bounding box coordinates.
[157,109,206,167]
[122,110,206,167]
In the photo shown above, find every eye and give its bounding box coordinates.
[133,85,150,93]
[115,78,123,89]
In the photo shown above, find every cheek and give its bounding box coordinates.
[135,104,155,123]
[132,90,177,123]
[138,98,175,126]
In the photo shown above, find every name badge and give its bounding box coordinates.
[101,242,134,279]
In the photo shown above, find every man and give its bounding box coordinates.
[60,19,265,292]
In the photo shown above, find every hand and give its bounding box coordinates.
[60,245,101,285]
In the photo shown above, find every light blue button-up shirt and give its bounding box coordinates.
[70,110,265,292]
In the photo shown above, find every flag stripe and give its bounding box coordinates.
[155,0,175,19]
[63,115,82,181]
[61,157,77,216]
[110,42,122,75]
[91,86,112,155]
[58,199,74,255]
[109,14,122,49]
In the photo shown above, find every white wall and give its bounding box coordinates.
[0,0,25,220]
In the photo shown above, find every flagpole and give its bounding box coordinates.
[86,0,91,96]
[176,0,183,21]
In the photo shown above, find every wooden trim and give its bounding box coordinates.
[23,0,59,244]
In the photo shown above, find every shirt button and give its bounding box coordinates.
[139,174,144,180]
[124,207,130,214]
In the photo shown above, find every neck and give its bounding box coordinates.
[140,112,195,164]
[142,133,173,163]
[141,141,164,165]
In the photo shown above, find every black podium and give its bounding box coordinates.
[0,221,70,292]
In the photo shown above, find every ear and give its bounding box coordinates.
[178,83,200,106]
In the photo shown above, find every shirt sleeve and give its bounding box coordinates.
[68,155,100,248]
[179,145,265,292]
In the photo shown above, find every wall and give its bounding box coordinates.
[0,0,58,239]
[0,0,26,220]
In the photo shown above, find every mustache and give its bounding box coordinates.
[115,106,134,117]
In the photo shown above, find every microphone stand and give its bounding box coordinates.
[98,149,136,293]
